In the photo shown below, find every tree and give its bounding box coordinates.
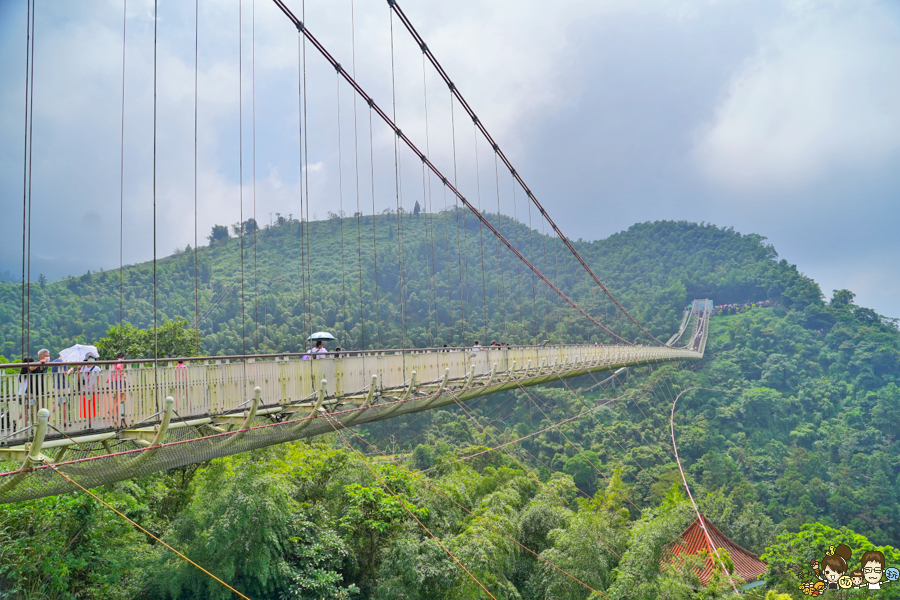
[208,224,230,245]
[413,201,421,216]
[97,318,199,360]
[831,289,855,306]
[37,273,47,287]
[243,218,259,234]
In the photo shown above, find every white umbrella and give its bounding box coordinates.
[307,332,336,341]
[59,344,100,363]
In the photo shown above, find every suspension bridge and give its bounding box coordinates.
[3,0,713,506]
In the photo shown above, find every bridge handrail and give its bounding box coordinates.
[0,344,700,447]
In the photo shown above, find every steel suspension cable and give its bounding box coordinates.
[389,8,407,350]
[25,4,36,358]
[512,381,644,513]
[19,0,36,362]
[670,387,741,595]
[335,421,604,596]
[473,123,488,341]
[269,1,628,343]
[336,72,347,347]
[526,185,537,339]
[421,54,438,346]
[301,0,312,341]
[193,0,200,352]
[444,390,627,559]
[441,168,454,344]
[47,466,253,599]
[294,32,309,343]
[152,0,159,407]
[120,0,128,346]
[493,151,506,340]
[450,96,471,343]
[320,413,500,600]
[368,107,381,347]
[420,163,435,346]
[252,0,259,352]
[238,0,247,356]
[387,1,661,345]
[350,0,364,350]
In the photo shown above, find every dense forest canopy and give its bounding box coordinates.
[1,217,899,599]
[1,213,824,358]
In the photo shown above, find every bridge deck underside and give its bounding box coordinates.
[0,344,702,503]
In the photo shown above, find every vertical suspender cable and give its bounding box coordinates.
[20,0,32,358]
[421,53,438,346]
[526,191,537,339]
[442,172,454,344]
[25,2,37,357]
[193,0,200,352]
[301,0,312,341]
[152,0,159,406]
[336,71,347,347]
[369,108,381,347]
[296,31,308,344]
[388,8,407,350]
[252,0,259,352]
[473,123,488,341]
[450,94,467,344]
[493,151,506,340]
[238,0,246,356]
[509,166,523,342]
[120,0,127,346]
[350,0,364,350]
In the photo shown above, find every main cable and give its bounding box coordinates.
[388,1,661,345]
[269,1,628,343]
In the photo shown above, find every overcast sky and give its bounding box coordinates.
[1,0,898,319]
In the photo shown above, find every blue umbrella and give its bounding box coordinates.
[307,332,336,342]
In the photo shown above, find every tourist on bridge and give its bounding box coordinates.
[304,340,328,359]
[108,353,127,426]
[79,357,101,421]
[304,332,335,360]
[15,352,49,428]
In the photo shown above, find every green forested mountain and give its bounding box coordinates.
[1,213,820,358]
[1,217,899,600]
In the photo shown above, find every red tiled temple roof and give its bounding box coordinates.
[665,515,767,586]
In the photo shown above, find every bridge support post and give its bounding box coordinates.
[119,397,174,469]
[0,409,50,495]
[343,374,378,427]
[484,364,497,387]
[464,365,476,389]
[505,361,516,382]
[215,387,260,449]
[291,379,327,434]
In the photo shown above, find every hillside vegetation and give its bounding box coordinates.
[1,214,820,357]
[1,218,899,600]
